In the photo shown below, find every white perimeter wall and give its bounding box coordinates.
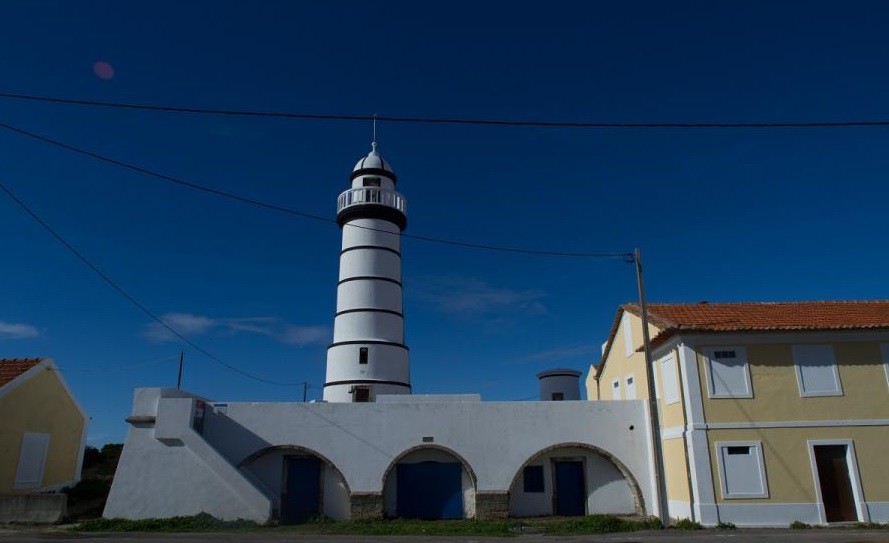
[106,389,654,522]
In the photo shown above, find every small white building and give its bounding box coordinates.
[104,144,658,523]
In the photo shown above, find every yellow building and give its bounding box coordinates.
[587,301,889,526]
[0,358,88,494]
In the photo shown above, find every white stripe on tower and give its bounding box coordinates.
[324,142,410,402]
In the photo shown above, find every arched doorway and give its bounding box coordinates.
[239,445,350,523]
[382,445,477,519]
[508,443,643,517]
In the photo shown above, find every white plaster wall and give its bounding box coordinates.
[508,446,635,517]
[587,451,636,513]
[338,250,401,282]
[199,398,652,504]
[105,389,271,522]
[333,312,403,343]
[323,467,351,520]
[108,391,654,522]
[336,281,402,313]
[342,218,400,252]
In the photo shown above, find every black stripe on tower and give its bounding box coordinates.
[323,379,411,389]
[338,276,402,287]
[327,340,409,350]
[340,245,401,257]
[335,308,404,318]
[337,204,407,230]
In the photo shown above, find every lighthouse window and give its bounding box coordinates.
[359,347,368,364]
[551,392,564,401]
[363,177,381,187]
[354,387,371,403]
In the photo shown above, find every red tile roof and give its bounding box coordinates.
[632,300,889,333]
[597,301,889,373]
[0,358,46,388]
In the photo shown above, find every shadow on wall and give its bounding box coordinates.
[507,443,643,518]
[199,409,351,523]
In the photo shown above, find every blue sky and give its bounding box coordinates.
[1,1,888,445]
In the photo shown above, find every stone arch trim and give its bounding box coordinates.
[380,444,478,489]
[238,444,352,495]
[507,442,645,514]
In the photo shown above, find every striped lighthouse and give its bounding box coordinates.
[323,142,410,402]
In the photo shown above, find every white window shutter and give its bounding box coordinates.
[15,432,50,488]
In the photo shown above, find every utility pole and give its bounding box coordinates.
[301,381,309,402]
[177,350,184,390]
[634,248,669,527]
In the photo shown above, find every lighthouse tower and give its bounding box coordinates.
[323,143,410,402]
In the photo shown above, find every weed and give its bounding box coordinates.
[670,518,704,530]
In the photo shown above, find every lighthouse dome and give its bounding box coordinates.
[353,142,395,175]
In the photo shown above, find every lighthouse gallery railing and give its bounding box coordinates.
[337,187,407,215]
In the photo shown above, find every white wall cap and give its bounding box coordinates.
[376,394,482,403]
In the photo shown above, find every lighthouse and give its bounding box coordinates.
[323,142,410,402]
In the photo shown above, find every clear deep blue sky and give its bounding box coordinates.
[1,1,888,445]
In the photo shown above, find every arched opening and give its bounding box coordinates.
[507,443,643,518]
[381,445,477,519]
[239,445,350,523]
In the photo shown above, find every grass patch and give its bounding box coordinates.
[74,513,261,532]
[72,513,663,536]
[716,521,737,530]
[670,518,704,530]
[853,522,889,529]
[292,518,519,536]
[540,515,662,535]
[789,520,811,529]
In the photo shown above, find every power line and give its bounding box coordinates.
[0,178,303,387]
[3,91,889,129]
[0,120,630,259]
[51,355,179,374]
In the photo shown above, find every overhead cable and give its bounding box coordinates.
[2,91,887,128]
[0,120,630,259]
[0,178,303,387]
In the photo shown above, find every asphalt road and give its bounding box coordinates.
[3,529,889,543]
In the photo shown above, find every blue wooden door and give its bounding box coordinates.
[397,461,463,519]
[282,457,321,523]
[554,461,585,516]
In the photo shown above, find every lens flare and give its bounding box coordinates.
[93,61,115,80]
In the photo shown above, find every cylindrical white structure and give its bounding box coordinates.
[537,369,582,401]
[324,143,410,402]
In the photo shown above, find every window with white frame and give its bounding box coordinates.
[612,379,621,400]
[15,432,50,488]
[716,441,769,499]
[793,344,843,397]
[622,314,634,357]
[704,347,752,398]
[659,353,680,405]
[625,375,636,399]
